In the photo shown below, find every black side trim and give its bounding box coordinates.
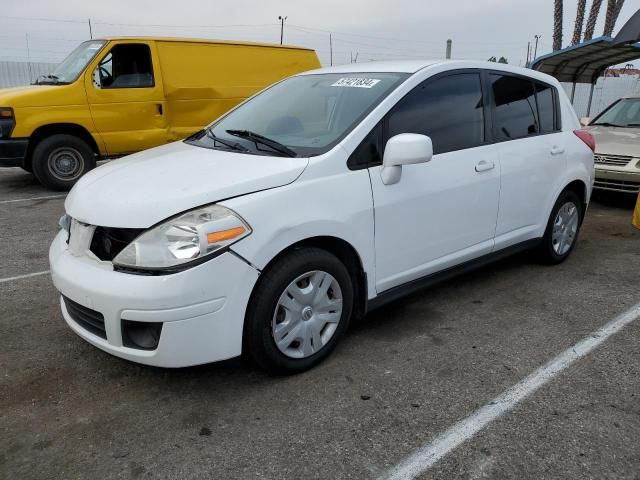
[366,238,541,312]
[0,138,28,167]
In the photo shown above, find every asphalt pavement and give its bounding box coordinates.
[1,166,638,479]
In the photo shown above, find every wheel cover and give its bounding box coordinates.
[271,270,343,359]
[48,147,84,181]
[552,201,579,255]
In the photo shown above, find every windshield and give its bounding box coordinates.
[35,40,106,85]
[592,98,640,127]
[188,72,409,157]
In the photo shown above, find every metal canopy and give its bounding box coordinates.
[531,9,640,84]
[531,36,640,84]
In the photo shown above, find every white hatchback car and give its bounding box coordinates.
[50,60,595,373]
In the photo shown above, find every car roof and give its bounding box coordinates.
[300,60,562,85]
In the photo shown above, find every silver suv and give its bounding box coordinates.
[582,97,640,193]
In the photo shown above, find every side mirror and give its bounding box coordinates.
[580,117,591,127]
[381,133,433,185]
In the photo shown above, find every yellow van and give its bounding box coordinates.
[0,37,320,189]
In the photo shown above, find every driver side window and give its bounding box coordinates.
[93,44,154,89]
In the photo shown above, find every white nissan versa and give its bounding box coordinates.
[50,60,595,373]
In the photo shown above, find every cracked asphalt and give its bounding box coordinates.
[1,166,639,479]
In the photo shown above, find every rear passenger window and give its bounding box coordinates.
[387,73,485,155]
[490,74,538,140]
[535,82,556,133]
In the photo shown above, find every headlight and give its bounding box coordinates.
[113,205,251,271]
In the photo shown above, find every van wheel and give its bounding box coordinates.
[32,134,96,190]
[538,190,583,264]
[244,248,354,374]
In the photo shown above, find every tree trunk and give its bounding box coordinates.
[584,0,604,40]
[572,0,587,44]
[553,0,564,50]
[603,0,618,36]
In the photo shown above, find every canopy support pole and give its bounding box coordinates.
[570,82,577,103]
[586,82,596,116]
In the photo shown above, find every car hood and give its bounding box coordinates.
[584,125,640,157]
[0,84,85,108]
[66,141,309,228]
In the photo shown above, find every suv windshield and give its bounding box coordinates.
[35,40,106,85]
[592,98,640,127]
[188,72,409,157]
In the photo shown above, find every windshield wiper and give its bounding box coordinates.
[226,129,297,157]
[33,74,68,85]
[204,130,249,153]
[624,123,640,127]
[592,122,624,127]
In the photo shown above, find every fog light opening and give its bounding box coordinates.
[122,320,163,350]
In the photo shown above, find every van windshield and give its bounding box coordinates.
[190,72,409,157]
[35,40,106,85]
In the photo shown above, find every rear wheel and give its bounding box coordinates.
[32,134,95,190]
[538,190,583,264]
[244,248,354,374]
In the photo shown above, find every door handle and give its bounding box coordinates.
[550,145,565,155]
[156,103,163,115]
[475,160,495,172]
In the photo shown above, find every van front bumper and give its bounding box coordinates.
[49,230,260,367]
[0,138,28,167]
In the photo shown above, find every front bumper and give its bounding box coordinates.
[0,138,28,167]
[594,166,640,193]
[49,230,260,367]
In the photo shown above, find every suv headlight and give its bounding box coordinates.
[113,205,251,271]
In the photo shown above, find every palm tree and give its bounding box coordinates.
[584,0,604,40]
[603,0,618,35]
[553,0,564,50]
[604,0,626,36]
[572,0,587,44]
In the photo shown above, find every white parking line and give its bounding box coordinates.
[0,270,51,284]
[0,194,66,205]
[380,301,640,480]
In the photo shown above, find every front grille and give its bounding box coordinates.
[90,226,144,261]
[594,154,632,166]
[594,178,640,193]
[63,296,106,339]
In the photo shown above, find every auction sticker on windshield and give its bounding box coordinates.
[331,78,381,88]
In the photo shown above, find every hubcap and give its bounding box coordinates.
[552,201,579,255]
[48,147,84,181]
[272,270,343,359]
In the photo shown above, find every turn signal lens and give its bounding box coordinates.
[207,226,246,244]
[0,108,13,118]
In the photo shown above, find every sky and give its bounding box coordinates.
[2,0,640,67]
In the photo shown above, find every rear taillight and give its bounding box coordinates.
[574,130,595,153]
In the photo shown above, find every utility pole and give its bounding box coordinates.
[329,33,333,66]
[278,16,287,44]
[88,18,93,39]
[533,34,542,60]
[25,34,33,80]
[445,39,452,59]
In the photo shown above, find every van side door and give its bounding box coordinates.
[489,73,567,249]
[84,41,167,156]
[366,71,501,293]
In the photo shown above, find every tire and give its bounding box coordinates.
[537,189,583,264]
[32,134,96,190]
[244,248,354,374]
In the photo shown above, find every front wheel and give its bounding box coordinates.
[32,134,96,190]
[244,248,354,374]
[538,189,583,264]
